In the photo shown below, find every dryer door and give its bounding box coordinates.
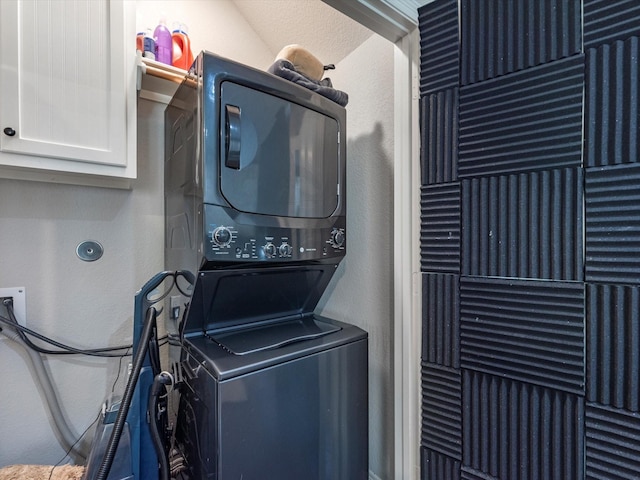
[219,81,340,219]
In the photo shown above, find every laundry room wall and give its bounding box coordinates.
[0,0,272,467]
[0,1,395,478]
[315,34,395,480]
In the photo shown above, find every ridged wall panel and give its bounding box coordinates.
[585,163,640,283]
[420,183,460,273]
[422,447,461,480]
[587,284,640,411]
[461,468,499,480]
[421,363,462,460]
[422,273,460,368]
[463,370,585,480]
[459,56,584,178]
[418,0,459,95]
[421,89,459,185]
[460,0,582,85]
[584,0,640,49]
[460,277,585,394]
[461,168,583,280]
[417,3,640,480]
[586,36,640,167]
[586,404,640,479]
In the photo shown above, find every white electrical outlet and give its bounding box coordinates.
[0,287,26,327]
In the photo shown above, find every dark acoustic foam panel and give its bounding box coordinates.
[461,168,583,281]
[420,183,460,273]
[461,467,499,480]
[584,0,640,49]
[421,89,459,185]
[586,403,640,479]
[422,447,461,480]
[418,0,459,96]
[422,273,460,368]
[420,3,640,480]
[459,55,584,178]
[586,36,640,167]
[460,277,585,395]
[586,163,640,283]
[587,283,640,411]
[460,0,581,85]
[421,363,462,460]
[463,370,585,480]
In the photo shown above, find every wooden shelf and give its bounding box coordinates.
[140,56,187,82]
[137,53,188,104]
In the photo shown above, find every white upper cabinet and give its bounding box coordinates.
[0,0,136,185]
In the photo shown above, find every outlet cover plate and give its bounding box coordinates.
[0,287,26,327]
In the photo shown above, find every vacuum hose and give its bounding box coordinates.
[0,314,87,461]
[95,307,158,480]
[148,371,174,480]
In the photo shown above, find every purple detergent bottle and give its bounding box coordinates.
[154,17,172,65]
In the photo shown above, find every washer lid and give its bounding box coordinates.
[182,262,340,336]
[210,316,340,355]
[182,315,367,381]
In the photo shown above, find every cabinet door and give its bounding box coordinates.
[0,0,136,180]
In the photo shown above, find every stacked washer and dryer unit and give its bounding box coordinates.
[164,51,368,480]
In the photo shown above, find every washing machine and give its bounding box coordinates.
[173,264,368,480]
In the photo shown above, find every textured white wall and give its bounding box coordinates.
[0,98,166,465]
[0,2,395,476]
[316,34,395,480]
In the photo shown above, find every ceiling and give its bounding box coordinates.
[231,0,376,66]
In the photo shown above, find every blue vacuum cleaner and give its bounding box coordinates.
[83,271,193,480]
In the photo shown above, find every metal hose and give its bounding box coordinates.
[0,323,86,461]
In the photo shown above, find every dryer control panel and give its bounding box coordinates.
[203,205,345,264]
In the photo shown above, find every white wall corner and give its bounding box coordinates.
[393,27,421,480]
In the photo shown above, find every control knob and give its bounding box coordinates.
[263,242,277,258]
[212,226,232,247]
[279,243,293,257]
[330,229,345,248]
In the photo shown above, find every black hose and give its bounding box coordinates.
[148,372,173,480]
[95,307,158,480]
[0,314,132,357]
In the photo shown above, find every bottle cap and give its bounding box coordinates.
[172,22,189,34]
